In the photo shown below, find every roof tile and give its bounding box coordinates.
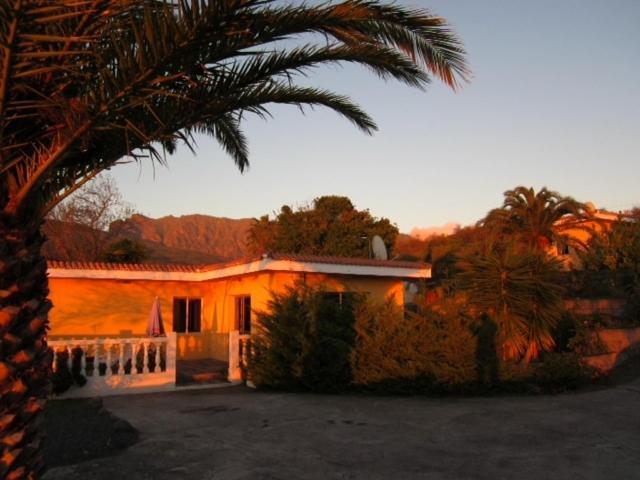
[47,253,429,273]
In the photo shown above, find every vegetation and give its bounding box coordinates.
[580,210,640,279]
[47,174,137,260]
[480,186,590,252]
[247,285,357,392]
[248,196,398,258]
[101,238,148,264]
[351,298,477,391]
[246,285,592,394]
[458,244,565,363]
[0,1,468,474]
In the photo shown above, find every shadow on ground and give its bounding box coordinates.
[44,398,138,468]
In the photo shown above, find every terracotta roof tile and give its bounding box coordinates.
[47,253,430,273]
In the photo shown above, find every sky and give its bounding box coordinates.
[110,0,640,233]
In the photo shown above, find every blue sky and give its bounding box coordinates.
[111,0,640,233]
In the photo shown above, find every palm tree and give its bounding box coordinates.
[459,244,565,364]
[480,186,590,252]
[0,0,468,476]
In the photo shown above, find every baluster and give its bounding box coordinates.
[154,341,161,372]
[65,345,71,373]
[118,341,124,375]
[80,341,87,375]
[143,342,150,373]
[106,344,113,376]
[51,347,58,373]
[131,342,138,375]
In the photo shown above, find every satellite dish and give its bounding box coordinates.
[371,235,388,260]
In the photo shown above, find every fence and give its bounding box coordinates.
[228,331,250,382]
[48,333,177,398]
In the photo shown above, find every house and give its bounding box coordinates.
[552,208,634,270]
[47,253,430,396]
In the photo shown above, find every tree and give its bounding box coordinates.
[580,212,640,275]
[101,238,148,264]
[46,174,136,260]
[480,186,590,252]
[248,196,399,258]
[458,243,565,364]
[0,1,468,475]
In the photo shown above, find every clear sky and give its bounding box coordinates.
[110,0,640,233]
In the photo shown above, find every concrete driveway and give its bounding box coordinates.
[45,379,640,480]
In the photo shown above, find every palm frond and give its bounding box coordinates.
[1,0,469,219]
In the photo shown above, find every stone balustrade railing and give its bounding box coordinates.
[228,331,250,382]
[48,332,177,398]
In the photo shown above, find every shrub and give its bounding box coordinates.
[351,298,477,392]
[51,348,86,394]
[534,353,591,391]
[246,285,357,392]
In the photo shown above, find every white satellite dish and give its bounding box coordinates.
[371,235,388,260]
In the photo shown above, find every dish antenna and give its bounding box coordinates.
[371,235,388,260]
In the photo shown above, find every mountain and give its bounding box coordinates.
[110,214,253,260]
[43,213,428,265]
[43,214,253,264]
[410,222,460,240]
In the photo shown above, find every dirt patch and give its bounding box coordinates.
[44,398,138,469]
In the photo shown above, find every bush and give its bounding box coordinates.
[246,285,357,392]
[51,348,86,394]
[351,298,477,393]
[534,353,591,391]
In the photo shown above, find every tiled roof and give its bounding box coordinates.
[47,260,204,272]
[267,253,429,269]
[47,253,429,273]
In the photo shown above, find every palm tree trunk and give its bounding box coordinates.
[0,215,52,479]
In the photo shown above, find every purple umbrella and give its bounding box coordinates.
[147,296,166,337]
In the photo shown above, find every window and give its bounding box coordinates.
[321,292,358,307]
[173,298,202,333]
[235,296,251,334]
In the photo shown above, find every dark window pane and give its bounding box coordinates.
[322,292,342,306]
[235,296,251,334]
[188,299,201,332]
[243,297,251,334]
[173,298,187,333]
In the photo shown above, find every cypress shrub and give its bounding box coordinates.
[246,285,357,392]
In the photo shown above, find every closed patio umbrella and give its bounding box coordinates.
[147,296,166,337]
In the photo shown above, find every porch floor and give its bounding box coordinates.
[176,358,229,386]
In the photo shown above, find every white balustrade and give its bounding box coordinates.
[228,331,250,382]
[48,333,177,398]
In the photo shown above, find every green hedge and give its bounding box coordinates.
[246,286,593,394]
[351,299,477,391]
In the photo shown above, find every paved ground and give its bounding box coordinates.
[44,378,640,480]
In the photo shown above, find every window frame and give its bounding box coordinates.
[234,295,252,335]
[172,297,203,334]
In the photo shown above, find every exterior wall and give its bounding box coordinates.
[48,271,405,360]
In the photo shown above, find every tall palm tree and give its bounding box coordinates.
[480,186,590,252]
[0,0,468,476]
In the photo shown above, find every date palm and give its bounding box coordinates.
[0,0,468,476]
[459,244,564,364]
[480,186,590,252]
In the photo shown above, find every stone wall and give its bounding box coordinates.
[564,298,626,317]
[582,327,640,374]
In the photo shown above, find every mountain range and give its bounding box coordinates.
[43,213,429,264]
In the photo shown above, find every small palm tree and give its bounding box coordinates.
[0,0,468,476]
[459,243,565,364]
[480,186,590,252]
